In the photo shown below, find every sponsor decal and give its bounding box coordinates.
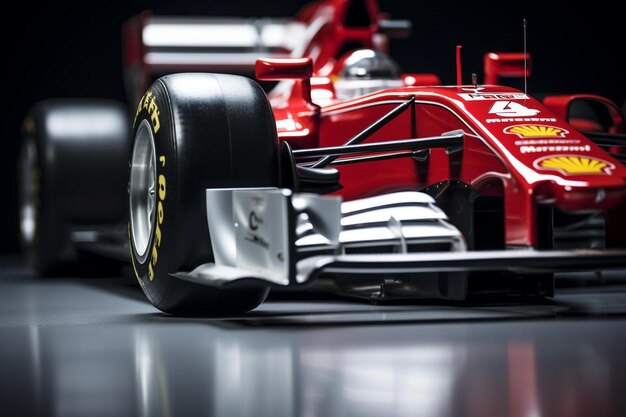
[504,124,569,138]
[244,233,270,249]
[534,155,615,175]
[244,199,270,250]
[486,117,557,124]
[459,92,529,101]
[489,101,540,117]
[249,211,262,231]
[520,145,590,154]
[515,139,580,146]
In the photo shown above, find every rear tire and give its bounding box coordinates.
[129,73,279,315]
[19,100,129,275]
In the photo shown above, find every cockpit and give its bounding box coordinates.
[333,49,405,100]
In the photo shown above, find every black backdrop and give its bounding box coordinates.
[1,0,623,253]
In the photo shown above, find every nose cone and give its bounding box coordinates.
[534,180,626,212]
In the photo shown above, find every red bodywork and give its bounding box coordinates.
[259,0,626,248]
[123,0,626,249]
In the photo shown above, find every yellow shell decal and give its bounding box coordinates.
[504,124,569,138]
[534,155,614,175]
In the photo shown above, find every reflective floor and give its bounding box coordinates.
[2,256,626,416]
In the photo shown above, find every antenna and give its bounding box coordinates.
[456,45,463,86]
[523,18,528,95]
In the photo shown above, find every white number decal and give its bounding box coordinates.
[489,101,540,117]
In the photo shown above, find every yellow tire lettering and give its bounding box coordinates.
[151,245,158,265]
[158,175,166,201]
[154,224,162,247]
[133,90,160,132]
[157,201,164,224]
[148,174,166,282]
[146,94,161,133]
[143,91,153,110]
[148,262,154,281]
[133,91,167,283]
[151,110,161,134]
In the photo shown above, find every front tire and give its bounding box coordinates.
[129,73,279,315]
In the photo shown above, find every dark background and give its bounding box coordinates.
[1,0,623,254]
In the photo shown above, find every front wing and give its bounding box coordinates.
[171,188,626,300]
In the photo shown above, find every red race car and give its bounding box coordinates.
[21,0,626,314]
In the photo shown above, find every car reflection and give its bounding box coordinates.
[8,318,617,417]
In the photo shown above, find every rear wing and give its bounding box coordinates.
[122,14,307,105]
[121,0,412,106]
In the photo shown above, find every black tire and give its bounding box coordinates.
[19,100,129,275]
[129,73,278,315]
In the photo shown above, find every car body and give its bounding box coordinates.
[127,0,626,312]
[21,0,626,313]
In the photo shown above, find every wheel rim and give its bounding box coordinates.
[19,138,38,246]
[130,120,157,263]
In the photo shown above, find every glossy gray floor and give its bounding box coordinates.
[2,256,626,417]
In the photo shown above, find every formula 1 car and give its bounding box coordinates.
[21,0,626,314]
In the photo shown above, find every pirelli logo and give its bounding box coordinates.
[487,117,557,124]
[459,92,529,101]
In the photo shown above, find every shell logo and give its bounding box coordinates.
[504,124,569,138]
[534,155,615,175]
